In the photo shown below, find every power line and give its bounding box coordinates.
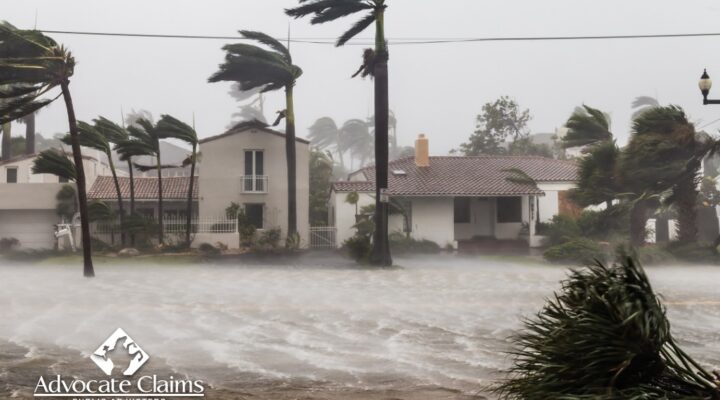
[38,29,720,45]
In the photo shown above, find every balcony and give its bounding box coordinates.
[241,175,268,194]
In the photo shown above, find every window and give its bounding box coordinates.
[6,167,17,183]
[245,203,264,229]
[244,150,265,192]
[497,197,522,223]
[454,197,471,223]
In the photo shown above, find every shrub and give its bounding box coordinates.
[665,242,720,264]
[636,245,676,265]
[389,232,441,254]
[540,215,581,246]
[255,228,282,252]
[343,235,371,262]
[0,237,20,253]
[198,242,220,256]
[576,206,629,240]
[495,257,719,399]
[543,238,607,264]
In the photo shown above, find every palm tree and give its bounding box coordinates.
[61,121,126,246]
[342,119,373,168]
[308,117,340,154]
[287,0,392,266]
[562,105,613,149]
[209,30,303,245]
[0,22,95,276]
[32,149,76,181]
[18,112,36,154]
[93,117,133,239]
[115,118,166,244]
[1,120,10,160]
[155,115,198,249]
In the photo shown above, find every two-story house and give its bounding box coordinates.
[195,121,311,247]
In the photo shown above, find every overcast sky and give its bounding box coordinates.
[4,0,720,155]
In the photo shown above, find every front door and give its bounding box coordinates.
[454,197,492,240]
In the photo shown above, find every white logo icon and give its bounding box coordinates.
[90,328,149,376]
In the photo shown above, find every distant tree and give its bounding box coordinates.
[508,137,554,158]
[569,141,622,209]
[18,112,36,154]
[227,84,267,127]
[10,136,25,155]
[309,149,334,225]
[342,119,373,168]
[61,121,127,246]
[124,109,154,127]
[457,96,531,156]
[55,184,77,222]
[0,22,94,276]
[155,115,198,249]
[562,105,613,149]
[209,30,303,245]
[308,117,343,165]
[619,106,700,245]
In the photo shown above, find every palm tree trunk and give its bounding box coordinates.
[369,9,392,267]
[285,85,298,244]
[25,113,35,154]
[630,200,648,247]
[107,152,125,246]
[185,144,197,249]
[127,160,136,247]
[1,122,11,160]
[157,154,164,245]
[674,176,699,244]
[60,81,94,277]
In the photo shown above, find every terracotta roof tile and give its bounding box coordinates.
[88,176,198,200]
[334,156,578,197]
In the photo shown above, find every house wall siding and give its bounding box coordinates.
[410,197,455,247]
[536,182,576,223]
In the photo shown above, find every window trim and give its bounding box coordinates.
[5,167,18,184]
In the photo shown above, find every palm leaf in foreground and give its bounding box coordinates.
[495,257,720,399]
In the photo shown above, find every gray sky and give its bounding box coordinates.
[4,0,720,155]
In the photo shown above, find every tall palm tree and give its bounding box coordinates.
[19,112,36,154]
[0,22,94,276]
[287,0,392,265]
[209,30,303,245]
[562,105,613,149]
[342,119,373,168]
[1,120,10,160]
[155,115,198,249]
[115,118,166,244]
[308,117,340,153]
[61,121,126,246]
[94,117,133,234]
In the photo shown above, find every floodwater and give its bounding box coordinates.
[0,255,719,399]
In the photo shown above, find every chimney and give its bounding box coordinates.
[415,134,429,167]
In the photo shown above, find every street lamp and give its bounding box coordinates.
[699,69,720,105]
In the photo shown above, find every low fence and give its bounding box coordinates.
[309,226,337,249]
[93,217,238,235]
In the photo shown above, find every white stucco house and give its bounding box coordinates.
[0,151,118,249]
[329,135,579,249]
[195,121,311,248]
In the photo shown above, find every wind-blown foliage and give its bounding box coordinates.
[31,149,76,181]
[155,114,198,248]
[1,21,95,276]
[210,30,303,244]
[569,140,622,208]
[563,105,613,149]
[496,257,720,399]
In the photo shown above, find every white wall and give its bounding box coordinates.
[536,182,576,223]
[331,190,375,246]
[410,197,455,247]
[0,210,57,249]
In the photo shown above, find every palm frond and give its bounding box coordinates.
[93,116,128,144]
[87,200,114,222]
[31,149,76,181]
[337,12,376,46]
[502,168,537,186]
[155,114,197,144]
[60,121,111,154]
[239,30,292,63]
[312,2,374,25]
[133,162,180,172]
[563,104,613,148]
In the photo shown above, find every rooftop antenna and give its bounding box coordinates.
[192,112,196,131]
[120,106,126,129]
[34,9,38,30]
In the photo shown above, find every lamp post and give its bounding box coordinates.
[699,69,720,105]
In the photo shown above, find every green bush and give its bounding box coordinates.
[635,245,676,265]
[665,242,720,264]
[0,237,20,253]
[389,232,441,254]
[577,206,629,240]
[540,215,581,246]
[254,228,282,252]
[543,238,607,264]
[198,242,220,256]
[343,235,371,262]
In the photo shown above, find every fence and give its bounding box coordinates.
[93,217,238,235]
[309,226,337,249]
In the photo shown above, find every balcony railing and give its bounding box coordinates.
[241,175,268,193]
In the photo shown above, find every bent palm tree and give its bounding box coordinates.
[0,21,94,276]
[32,149,76,181]
[61,121,126,246]
[562,105,613,149]
[287,0,392,265]
[115,118,165,244]
[209,30,303,245]
[155,115,198,249]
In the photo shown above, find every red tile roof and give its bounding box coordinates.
[333,156,578,197]
[88,176,198,200]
